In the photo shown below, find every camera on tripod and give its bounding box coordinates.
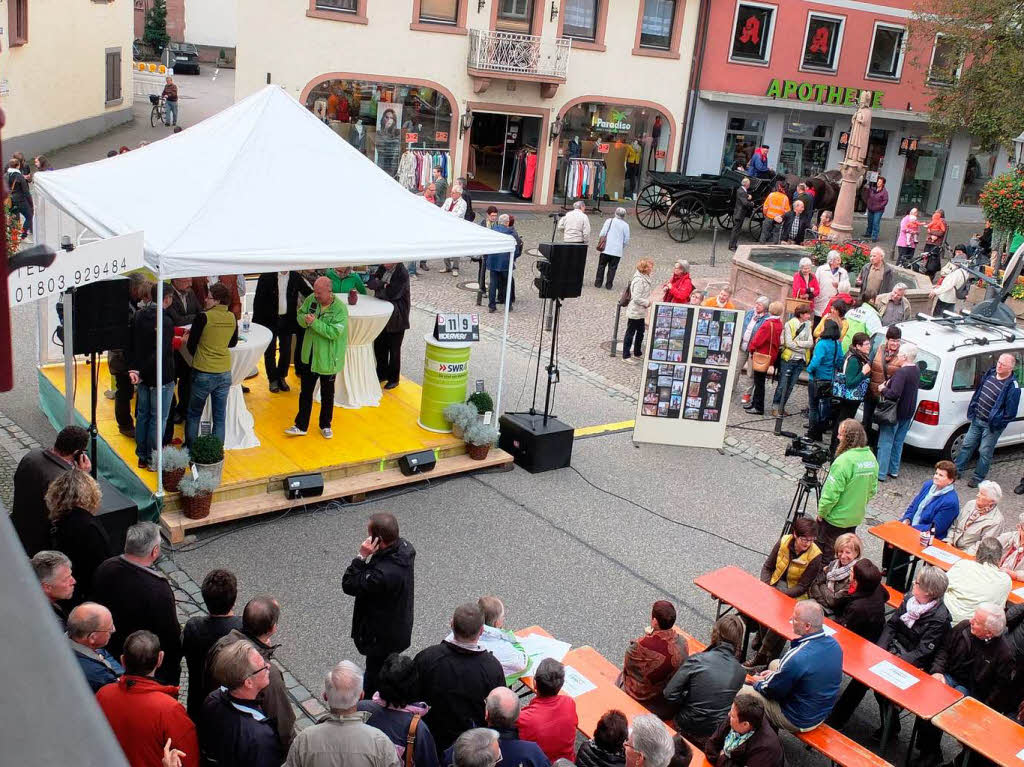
[784,435,829,468]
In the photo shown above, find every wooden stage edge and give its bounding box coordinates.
[161,449,513,544]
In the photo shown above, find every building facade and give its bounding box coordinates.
[2,0,134,158]
[135,0,237,62]
[683,0,1008,223]
[236,0,700,209]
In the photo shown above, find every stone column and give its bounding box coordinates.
[831,91,873,243]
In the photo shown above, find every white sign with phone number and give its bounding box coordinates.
[8,231,145,307]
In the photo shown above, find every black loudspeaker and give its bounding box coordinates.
[398,449,437,476]
[94,477,138,553]
[498,412,574,473]
[72,279,131,355]
[286,473,324,500]
[535,243,587,299]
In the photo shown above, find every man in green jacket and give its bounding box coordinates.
[325,267,367,295]
[286,276,348,439]
[816,419,879,553]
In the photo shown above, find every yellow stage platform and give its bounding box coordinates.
[40,360,512,542]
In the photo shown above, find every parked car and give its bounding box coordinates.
[162,42,200,75]
[866,319,1024,459]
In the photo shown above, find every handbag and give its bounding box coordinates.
[832,354,870,400]
[874,397,899,425]
[751,323,778,373]
[618,282,631,308]
[597,235,608,252]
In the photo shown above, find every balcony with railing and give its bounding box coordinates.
[467,29,572,98]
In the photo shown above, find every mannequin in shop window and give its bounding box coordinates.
[349,122,366,153]
[648,118,663,170]
[568,136,582,159]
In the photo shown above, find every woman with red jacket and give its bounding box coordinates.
[791,257,819,301]
[743,300,783,416]
[662,260,693,303]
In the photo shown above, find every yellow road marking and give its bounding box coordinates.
[574,420,635,438]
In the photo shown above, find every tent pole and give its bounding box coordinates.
[155,273,164,496]
[62,291,76,425]
[494,246,514,419]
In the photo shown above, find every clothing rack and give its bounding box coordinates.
[397,148,451,192]
[562,157,604,212]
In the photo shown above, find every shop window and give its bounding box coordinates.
[419,0,459,24]
[896,136,949,215]
[928,34,961,86]
[801,13,843,72]
[639,0,675,49]
[721,115,764,172]
[306,79,453,187]
[779,120,832,177]
[867,22,905,80]
[959,141,998,207]
[8,0,28,46]
[563,0,598,40]
[730,2,775,64]
[315,0,358,11]
[105,48,122,105]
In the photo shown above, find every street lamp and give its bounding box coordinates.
[1013,130,1024,167]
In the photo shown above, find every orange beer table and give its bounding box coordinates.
[932,697,1024,767]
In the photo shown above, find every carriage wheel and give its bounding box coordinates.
[635,184,672,229]
[749,210,765,241]
[666,196,706,243]
[715,213,734,231]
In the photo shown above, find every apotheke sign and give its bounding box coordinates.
[765,79,883,108]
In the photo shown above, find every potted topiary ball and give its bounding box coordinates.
[189,434,224,486]
[177,473,219,520]
[154,445,191,492]
[443,402,478,438]
[466,391,494,420]
[464,422,499,460]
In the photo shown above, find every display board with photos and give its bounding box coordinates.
[633,302,742,448]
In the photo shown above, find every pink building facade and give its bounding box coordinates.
[682,0,1008,222]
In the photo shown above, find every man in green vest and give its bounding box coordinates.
[184,282,238,446]
[286,276,348,439]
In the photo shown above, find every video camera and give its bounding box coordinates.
[784,434,829,468]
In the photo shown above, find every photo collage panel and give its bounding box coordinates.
[691,308,737,367]
[641,305,693,419]
[682,366,728,422]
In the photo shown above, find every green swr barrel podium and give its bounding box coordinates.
[419,333,472,432]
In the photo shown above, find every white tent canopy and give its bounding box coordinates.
[33,85,515,278]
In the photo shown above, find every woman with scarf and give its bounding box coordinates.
[743,301,783,416]
[809,533,863,614]
[896,208,920,266]
[923,209,948,281]
[791,258,819,301]
[999,512,1024,581]
[862,325,902,440]
[830,332,872,452]
[828,566,951,730]
[358,653,440,767]
[949,481,1005,556]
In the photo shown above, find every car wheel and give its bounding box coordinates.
[943,426,969,461]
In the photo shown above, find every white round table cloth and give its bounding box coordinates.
[196,321,272,450]
[314,293,394,409]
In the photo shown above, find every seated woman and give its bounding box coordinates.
[746,517,824,669]
[828,565,951,730]
[704,693,784,767]
[948,481,1005,556]
[575,710,627,767]
[816,210,834,240]
[663,615,746,749]
[833,559,888,641]
[809,532,862,615]
[998,512,1024,581]
[620,601,688,719]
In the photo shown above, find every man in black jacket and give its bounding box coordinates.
[91,522,183,686]
[253,271,307,393]
[129,283,175,471]
[10,425,90,555]
[181,568,242,720]
[415,602,505,756]
[368,263,411,389]
[166,278,201,426]
[342,512,415,696]
[729,177,754,251]
[780,199,810,245]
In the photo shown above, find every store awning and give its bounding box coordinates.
[33,85,514,279]
[698,90,932,124]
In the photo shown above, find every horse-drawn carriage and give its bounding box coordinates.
[634,168,843,244]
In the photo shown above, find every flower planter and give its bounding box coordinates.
[194,459,223,486]
[163,467,186,492]
[182,493,212,520]
[466,443,491,461]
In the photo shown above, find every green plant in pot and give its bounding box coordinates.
[466,391,494,418]
[443,402,478,438]
[464,422,499,461]
[177,473,219,520]
[189,434,224,486]
[154,445,191,492]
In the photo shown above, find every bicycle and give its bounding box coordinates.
[149,94,167,128]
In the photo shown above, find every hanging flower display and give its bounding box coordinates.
[979,169,1024,236]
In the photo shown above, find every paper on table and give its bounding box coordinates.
[561,666,597,698]
[1015,746,1024,759]
[869,660,919,690]
[519,634,571,677]
[1013,586,1024,600]
[822,624,837,637]
[921,545,961,565]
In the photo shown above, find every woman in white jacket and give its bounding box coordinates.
[813,250,851,320]
[595,207,632,289]
[623,259,655,361]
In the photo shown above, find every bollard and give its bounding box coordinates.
[610,303,622,357]
[710,219,718,267]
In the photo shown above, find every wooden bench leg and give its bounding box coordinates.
[878,703,896,754]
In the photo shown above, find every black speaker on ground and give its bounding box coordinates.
[286,473,324,500]
[535,243,587,299]
[398,449,436,476]
[94,477,138,553]
[498,412,574,473]
[71,280,131,355]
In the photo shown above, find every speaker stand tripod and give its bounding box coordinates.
[539,297,562,425]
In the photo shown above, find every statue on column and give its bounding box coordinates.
[830,90,873,243]
[846,91,872,166]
